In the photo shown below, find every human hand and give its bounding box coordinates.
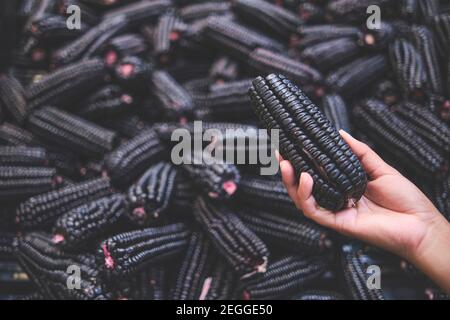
[278,130,448,263]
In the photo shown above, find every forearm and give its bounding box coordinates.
[411,216,450,295]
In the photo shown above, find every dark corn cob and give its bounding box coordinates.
[340,245,385,300]
[0,166,61,201]
[417,0,440,24]
[326,55,387,96]
[200,261,236,300]
[301,38,360,72]
[99,114,148,138]
[389,38,427,99]
[53,194,126,249]
[28,106,117,157]
[0,232,15,259]
[235,175,297,215]
[0,75,28,125]
[371,79,400,106]
[21,0,55,35]
[114,56,152,90]
[102,34,148,67]
[432,14,450,57]
[194,79,253,121]
[237,208,333,253]
[77,85,135,120]
[151,70,194,121]
[172,232,214,300]
[360,22,397,51]
[424,287,450,301]
[250,74,367,211]
[16,177,112,229]
[52,15,128,66]
[0,123,38,146]
[15,233,113,300]
[292,24,361,50]
[0,146,47,166]
[80,0,135,8]
[194,197,269,278]
[98,223,190,278]
[102,0,173,25]
[105,128,166,188]
[204,17,283,61]
[127,162,194,226]
[291,290,347,300]
[18,0,40,22]
[353,99,446,177]
[400,0,420,22]
[209,56,239,82]
[298,2,326,24]
[327,0,393,22]
[179,2,231,22]
[240,254,330,300]
[121,266,166,300]
[249,48,323,86]
[233,0,301,39]
[153,13,185,64]
[393,101,450,156]
[25,15,88,46]
[180,151,240,199]
[322,94,352,133]
[26,58,107,109]
[411,25,444,96]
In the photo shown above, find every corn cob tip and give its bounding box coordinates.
[223,180,237,196]
[117,63,135,79]
[132,207,146,218]
[105,50,118,66]
[240,256,268,280]
[52,175,64,186]
[121,94,133,104]
[199,277,213,301]
[101,243,115,270]
[52,234,65,244]
[364,34,375,46]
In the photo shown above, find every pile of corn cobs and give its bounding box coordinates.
[0,0,449,300]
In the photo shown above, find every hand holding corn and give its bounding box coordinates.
[279,130,450,295]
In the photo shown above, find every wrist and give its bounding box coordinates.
[411,215,450,263]
[410,215,450,294]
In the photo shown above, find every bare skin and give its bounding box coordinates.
[278,130,450,295]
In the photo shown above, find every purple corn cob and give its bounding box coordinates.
[194,196,269,279]
[105,128,166,187]
[250,74,367,211]
[26,58,107,109]
[16,177,113,229]
[53,194,126,249]
[98,223,190,278]
[0,75,28,125]
[28,106,118,157]
[127,162,194,226]
[240,254,330,300]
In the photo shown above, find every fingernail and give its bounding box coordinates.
[279,161,286,171]
[339,129,353,138]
